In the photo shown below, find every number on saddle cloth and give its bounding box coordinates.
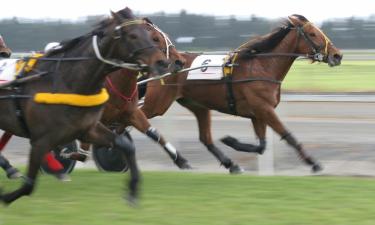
[186,55,227,80]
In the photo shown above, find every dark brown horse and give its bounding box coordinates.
[140,15,342,173]
[0,7,169,205]
[59,19,192,170]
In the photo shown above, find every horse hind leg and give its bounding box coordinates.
[220,117,266,154]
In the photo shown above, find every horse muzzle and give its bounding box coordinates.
[327,53,343,67]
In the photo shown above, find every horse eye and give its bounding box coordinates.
[153,37,160,42]
[309,33,316,37]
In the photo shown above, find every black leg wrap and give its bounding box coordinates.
[281,132,302,150]
[206,144,232,168]
[220,135,266,154]
[281,132,322,172]
[114,134,135,154]
[145,127,161,143]
[0,154,12,170]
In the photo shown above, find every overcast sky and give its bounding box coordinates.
[1,0,374,22]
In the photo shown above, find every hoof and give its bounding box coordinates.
[175,157,192,170]
[54,173,72,182]
[125,194,139,207]
[229,164,244,174]
[0,192,12,206]
[312,163,323,173]
[6,167,23,179]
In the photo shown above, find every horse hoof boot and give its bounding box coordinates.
[125,194,139,207]
[6,167,23,179]
[175,157,192,170]
[54,173,72,182]
[312,163,323,173]
[229,164,244,174]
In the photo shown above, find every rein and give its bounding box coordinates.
[143,77,281,87]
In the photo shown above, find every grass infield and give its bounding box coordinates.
[283,60,375,92]
[0,170,374,225]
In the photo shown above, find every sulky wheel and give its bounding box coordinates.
[40,141,78,174]
[92,132,131,172]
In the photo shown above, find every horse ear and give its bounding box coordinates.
[111,10,123,24]
[287,15,301,26]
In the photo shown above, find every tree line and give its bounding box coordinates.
[1,11,374,52]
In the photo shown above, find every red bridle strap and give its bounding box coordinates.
[105,77,138,102]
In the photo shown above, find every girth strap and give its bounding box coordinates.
[12,87,30,136]
[224,76,237,115]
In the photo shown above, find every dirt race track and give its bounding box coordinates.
[2,94,375,177]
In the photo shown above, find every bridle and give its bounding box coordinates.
[290,19,332,62]
[145,23,175,59]
[93,19,158,71]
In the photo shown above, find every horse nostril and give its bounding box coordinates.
[334,53,343,61]
[174,59,185,68]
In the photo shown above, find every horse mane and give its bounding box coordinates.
[237,15,309,58]
[46,7,136,57]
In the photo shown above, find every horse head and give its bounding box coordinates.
[143,17,185,72]
[104,7,170,75]
[0,35,12,58]
[288,14,342,67]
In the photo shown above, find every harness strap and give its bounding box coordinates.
[12,87,30,136]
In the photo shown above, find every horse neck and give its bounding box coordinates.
[248,31,299,82]
[59,38,118,94]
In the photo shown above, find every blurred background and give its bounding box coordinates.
[1,2,375,224]
[1,0,374,176]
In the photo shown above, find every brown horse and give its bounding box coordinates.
[140,15,342,173]
[0,7,169,205]
[61,19,192,170]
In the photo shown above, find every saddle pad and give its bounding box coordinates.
[0,59,18,83]
[187,55,226,80]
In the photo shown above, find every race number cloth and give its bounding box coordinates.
[0,59,18,83]
[0,53,44,83]
[187,55,226,80]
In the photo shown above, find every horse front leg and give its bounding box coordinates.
[176,99,243,174]
[0,141,51,205]
[80,122,140,205]
[257,106,322,173]
[129,108,192,169]
[220,117,266,154]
